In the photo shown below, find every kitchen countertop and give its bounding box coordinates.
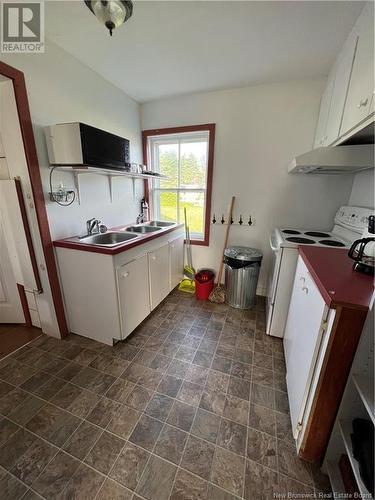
[53,223,184,255]
[299,246,374,311]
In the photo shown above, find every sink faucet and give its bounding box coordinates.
[86,218,107,235]
[136,213,145,224]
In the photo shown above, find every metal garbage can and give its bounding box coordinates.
[224,246,263,309]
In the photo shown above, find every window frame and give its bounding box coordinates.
[142,124,215,246]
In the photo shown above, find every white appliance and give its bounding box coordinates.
[266,205,374,338]
[288,144,374,174]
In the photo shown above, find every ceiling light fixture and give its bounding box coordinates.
[84,1,133,36]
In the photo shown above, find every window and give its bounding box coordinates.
[142,124,215,245]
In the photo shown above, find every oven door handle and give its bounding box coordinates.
[270,237,279,252]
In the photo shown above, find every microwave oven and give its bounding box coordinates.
[45,122,130,170]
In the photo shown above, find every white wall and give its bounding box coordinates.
[1,40,143,336]
[2,39,143,241]
[348,169,374,208]
[141,80,354,293]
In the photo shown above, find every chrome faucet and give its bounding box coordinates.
[86,218,107,235]
[136,212,145,224]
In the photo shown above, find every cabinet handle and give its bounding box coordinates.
[302,286,308,294]
[121,271,129,278]
[300,276,306,284]
[357,98,368,108]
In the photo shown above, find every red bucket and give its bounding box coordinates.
[195,269,215,300]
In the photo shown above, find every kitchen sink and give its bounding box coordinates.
[80,232,138,246]
[146,221,176,227]
[126,225,161,234]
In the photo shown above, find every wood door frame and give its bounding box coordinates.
[142,123,215,246]
[0,61,69,337]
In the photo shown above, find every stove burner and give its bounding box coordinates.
[305,231,330,238]
[282,230,301,235]
[286,237,316,244]
[319,240,346,247]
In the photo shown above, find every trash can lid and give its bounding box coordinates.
[224,246,262,262]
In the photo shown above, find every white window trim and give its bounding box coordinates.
[148,131,209,241]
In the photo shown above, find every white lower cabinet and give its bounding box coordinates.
[170,235,184,289]
[284,256,334,443]
[56,227,184,345]
[149,243,170,310]
[117,254,151,339]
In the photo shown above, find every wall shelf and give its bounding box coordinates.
[339,420,373,499]
[326,461,346,496]
[352,374,375,425]
[51,165,165,204]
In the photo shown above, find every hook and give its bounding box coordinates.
[248,215,252,226]
[239,215,243,225]
[212,214,216,224]
[230,216,234,225]
[221,214,225,224]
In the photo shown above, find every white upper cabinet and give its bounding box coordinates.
[341,2,375,136]
[314,70,334,148]
[325,31,358,144]
[314,2,374,147]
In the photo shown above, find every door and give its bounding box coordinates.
[341,2,374,134]
[0,219,24,323]
[170,235,184,290]
[117,254,151,339]
[149,243,170,309]
[284,256,328,437]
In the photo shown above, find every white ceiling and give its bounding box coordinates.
[45,1,364,103]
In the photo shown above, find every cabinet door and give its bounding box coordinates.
[149,243,170,309]
[326,31,358,144]
[284,256,327,437]
[117,254,151,339]
[170,235,184,290]
[341,2,374,135]
[314,72,334,148]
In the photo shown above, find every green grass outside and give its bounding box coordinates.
[159,193,204,236]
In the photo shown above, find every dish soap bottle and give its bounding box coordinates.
[141,197,149,222]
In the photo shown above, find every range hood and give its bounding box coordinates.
[289,144,374,174]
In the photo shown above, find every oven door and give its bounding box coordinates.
[266,235,282,335]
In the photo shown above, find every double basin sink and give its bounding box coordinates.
[80,221,176,247]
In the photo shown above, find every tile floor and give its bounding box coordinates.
[0,290,331,500]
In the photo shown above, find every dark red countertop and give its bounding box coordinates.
[53,223,184,255]
[299,246,374,311]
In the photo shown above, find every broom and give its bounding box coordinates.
[179,208,196,293]
[209,196,235,303]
